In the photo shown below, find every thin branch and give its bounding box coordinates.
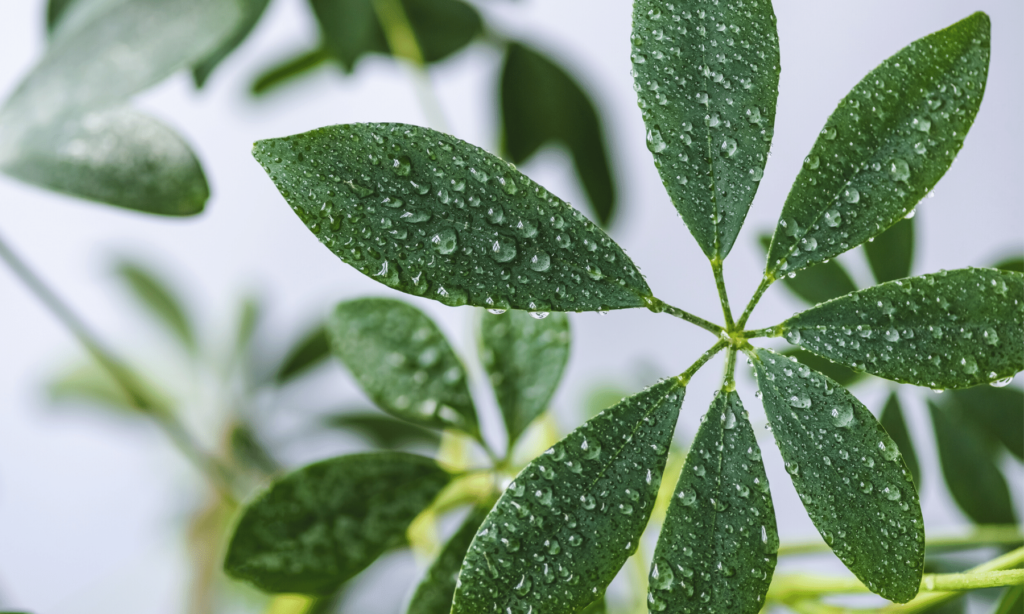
[648,297,724,336]
[678,340,728,384]
[722,347,737,391]
[736,274,774,329]
[778,525,1023,557]
[741,325,782,340]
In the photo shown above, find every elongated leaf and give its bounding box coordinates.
[632,0,780,260]
[929,401,1015,525]
[230,423,279,475]
[115,261,196,352]
[783,349,862,387]
[581,598,607,614]
[783,268,1024,389]
[193,0,271,87]
[751,348,924,603]
[879,393,920,486]
[49,362,137,413]
[994,256,1023,273]
[766,13,990,277]
[0,108,208,215]
[480,310,570,445]
[224,452,450,594]
[760,235,856,305]
[253,123,652,312]
[252,49,331,95]
[866,218,915,284]
[407,506,489,614]
[994,585,1023,614]
[502,43,616,226]
[948,386,1023,459]
[326,298,478,435]
[275,326,331,383]
[452,378,685,614]
[46,0,79,33]
[323,411,441,450]
[649,391,777,613]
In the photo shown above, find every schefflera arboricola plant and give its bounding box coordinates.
[222,2,1021,613]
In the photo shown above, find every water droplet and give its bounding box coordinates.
[568,534,583,547]
[804,155,820,170]
[431,228,458,255]
[647,128,667,153]
[392,155,411,176]
[785,329,802,344]
[486,204,505,224]
[912,117,931,133]
[889,159,911,182]
[960,355,979,375]
[514,575,532,596]
[721,137,738,157]
[678,488,697,506]
[991,376,1014,388]
[529,311,549,320]
[830,405,854,428]
[824,209,842,227]
[842,187,860,204]
[529,251,551,272]
[581,437,602,460]
[490,238,517,263]
[789,395,811,409]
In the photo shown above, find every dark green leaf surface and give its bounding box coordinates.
[761,235,857,305]
[326,298,478,434]
[784,268,1024,389]
[632,0,780,260]
[323,411,441,450]
[866,218,915,284]
[275,326,331,383]
[994,585,1023,614]
[929,401,1016,525]
[407,506,489,614]
[783,349,862,388]
[0,109,208,215]
[115,261,195,352]
[879,393,920,486]
[948,386,1023,459]
[649,391,777,613]
[253,123,651,312]
[581,597,607,614]
[193,0,271,87]
[502,43,616,227]
[766,13,990,277]
[224,452,450,595]
[46,0,76,33]
[452,378,685,614]
[751,348,924,603]
[480,310,570,445]
[993,256,1024,273]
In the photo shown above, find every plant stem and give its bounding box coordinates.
[710,259,735,329]
[648,297,724,336]
[0,231,238,503]
[678,340,728,384]
[722,347,737,391]
[736,274,774,329]
[741,325,781,340]
[778,524,1023,556]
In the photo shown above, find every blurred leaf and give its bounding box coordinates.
[115,260,196,352]
[275,326,331,384]
[323,411,442,450]
[760,235,857,304]
[46,0,77,33]
[50,361,135,412]
[994,585,1023,614]
[783,348,862,387]
[879,393,921,486]
[501,43,616,226]
[480,310,570,446]
[193,0,271,87]
[233,297,262,359]
[406,506,489,614]
[252,48,331,95]
[230,423,279,475]
[993,256,1024,273]
[224,452,451,595]
[866,217,915,283]
[948,386,1023,460]
[929,401,1016,525]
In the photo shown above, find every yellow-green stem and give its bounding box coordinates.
[711,259,735,329]
[736,274,774,329]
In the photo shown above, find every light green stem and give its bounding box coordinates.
[778,525,1023,556]
[710,259,735,329]
[741,325,782,340]
[678,340,728,384]
[736,274,774,329]
[722,347,737,391]
[649,297,724,336]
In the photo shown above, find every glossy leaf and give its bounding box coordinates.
[649,391,777,613]
[632,0,780,260]
[766,13,990,277]
[326,298,478,435]
[223,452,450,595]
[929,401,1015,525]
[879,393,920,486]
[275,326,331,383]
[760,235,856,305]
[783,349,862,388]
[948,386,1023,459]
[115,260,196,352]
[193,0,271,87]
[866,218,915,284]
[783,268,1024,389]
[0,108,208,215]
[322,411,441,450]
[407,506,489,614]
[994,585,1023,614]
[452,378,685,614]
[751,348,924,603]
[480,310,570,445]
[253,123,652,312]
[502,43,616,226]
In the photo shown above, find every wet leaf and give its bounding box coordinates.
[760,235,856,305]
[649,391,777,613]
[948,386,1023,459]
[326,298,478,435]
[766,13,990,277]
[253,123,652,312]
[783,349,862,388]
[751,348,924,603]
[193,0,272,87]
[879,393,920,486]
[223,452,450,595]
[452,378,685,614]
[632,0,780,260]
[866,218,915,284]
[502,43,616,227]
[407,506,489,614]
[480,310,570,446]
[275,326,331,384]
[115,260,196,352]
[322,411,442,450]
[783,268,1024,389]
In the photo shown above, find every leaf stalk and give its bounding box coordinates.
[736,274,774,329]
[649,297,724,336]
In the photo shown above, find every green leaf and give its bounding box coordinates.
[223,452,450,595]
[631,0,780,260]
[406,506,489,614]
[866,218,915,284]
[275,326,331,384]
[994,585,1023,614]
[253,123,652,312]
[233,296,262,358]
[46,0,77,33]
[879,393,920,486]
[649,390,778,613]
[115,260,196,352]
[480,310,570,446]
[750,348,924,603]
[252,48,331,95]
[49,361,137,413]
[326,298,478,435]
[783,268,1024,389]
[0,108,209,215]
[580,598,607,614]
[948,386,1023,459]
[766,13,990,277]
[230,423,279,475]
[501,43,616,227]
[452,378,685,614]
[993,256,1024,273]
[929,401,1016,525]
[322,411,442,450]
[782,349,862,387]
[193,0,271,87]
[760,235,857,305]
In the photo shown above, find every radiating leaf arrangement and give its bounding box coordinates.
[224,4,1023,613]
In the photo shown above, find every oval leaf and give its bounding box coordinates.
[193,0,272,87]
[452,378,685,614]
[275,325,331,384]
[326,298,478,435]
[750,348,924,603]
[253,123,652,312]
[223,452,451,595]
[949,386,1023,460]
[480,310,571,446]
[783,268,1024,389]
[631,0,780,260]
[649,390,778,613]
[407,506,489,614]
[766,12,990,277]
